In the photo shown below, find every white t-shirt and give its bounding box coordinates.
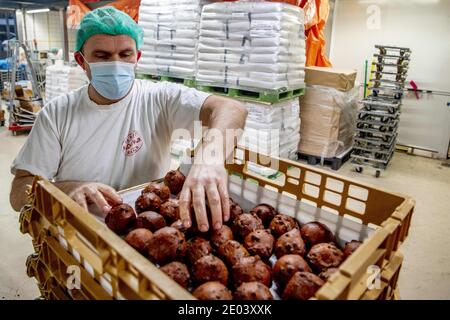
[11,79,210,190]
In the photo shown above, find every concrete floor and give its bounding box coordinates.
[0,123,449,300]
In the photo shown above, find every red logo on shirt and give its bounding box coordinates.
[122,131,143,156]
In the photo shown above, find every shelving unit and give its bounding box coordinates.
[351,45,411,177]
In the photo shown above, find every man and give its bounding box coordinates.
[9,7,247,232]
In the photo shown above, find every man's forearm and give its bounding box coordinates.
[10,171,35,212]
[199,96,248,163]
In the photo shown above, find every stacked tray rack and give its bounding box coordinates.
[351,45,411,177]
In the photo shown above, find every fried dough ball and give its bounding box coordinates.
[210,225,234,248]
[232,256,272,288]
[300,222,336,247]
[186,237,213,265]
[170,219,189,234]
[250,204,277,227]
[105,204,136,235]
[343,240,363,258]
[269,214,298,238]
[160,261,190,289]
[273,254,312,288]
[124,228,153,254]
[164,170,186,195]
[217,240,250,267]
[147,227,186,265]
[160,198,180,224]
[243,229,274,259]
[136,211,166,232]
[193,281,232,300]
[282,272,324,300]
[192,255,229,286]
[274,228,306,258]
[232,213,264,240]
[142,182,170,202]
[229,198,244,221]
[135,192,162,214]
[319,268,339,281]
[234,282,273,300]
[307,243,345,272]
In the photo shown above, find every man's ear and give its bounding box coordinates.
[74,52,86,70]
[137,50,142,62]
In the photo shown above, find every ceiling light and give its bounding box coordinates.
[27,8,50,14]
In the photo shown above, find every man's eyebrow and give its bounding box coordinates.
[120,48,135,53]
[92,50,111,55]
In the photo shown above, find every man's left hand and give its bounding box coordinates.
[179,163,230,232]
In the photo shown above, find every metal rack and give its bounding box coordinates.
[5,40,43,135]
[351,45,411,177]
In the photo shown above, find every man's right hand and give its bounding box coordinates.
[59,182,123,215]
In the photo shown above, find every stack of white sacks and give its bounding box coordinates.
[45,61,88,103]
[138,0,213,79]
[239,99,300,159]
[197,1,306,91]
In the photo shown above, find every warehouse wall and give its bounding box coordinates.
[19,11,77,53]
[328,0,450,158]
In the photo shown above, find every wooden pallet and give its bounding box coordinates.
[196,84,305,104]
[136,73,197,88]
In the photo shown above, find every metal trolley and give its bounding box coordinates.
[5,40,44,135]
[351,45,411,177]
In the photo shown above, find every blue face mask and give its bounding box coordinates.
[81,54,136,100]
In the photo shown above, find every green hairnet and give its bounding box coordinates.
[76,7,143,52]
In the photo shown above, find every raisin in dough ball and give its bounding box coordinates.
[160,261,190,289]
[234,282,273,300]
[229,198,244,221]
[192,255,229,286]
[250,204,277,227]
[210,225,234,249]
[300,222,336,247]
[135,192,162,214]
[232,256,272,288]
[125,228,153,254]
[307,243,344,272]
[232,213,264,240]
[147,227,186,265]
[217,240,250,267]
[319,268,339,281]
[275,228,306,258]
[343,240,363,258]
[269,214,298,238]
[283,272,324,300]
[243,229,274,259]
[142,182,170,202]
[105,204,136,235]
[193,282,232,300]
[136,211,166,232]
[186,237,213,265]
[273,254,312,289]
[160,198,180,224]
[164,170,186,195]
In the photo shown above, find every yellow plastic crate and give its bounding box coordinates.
[20,147,414,300]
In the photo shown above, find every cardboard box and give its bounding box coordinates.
[15,85,34,101]
[298,86,357,158]
[305,66,357,92]
[20,100,41,113]
[1,88,9,99]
